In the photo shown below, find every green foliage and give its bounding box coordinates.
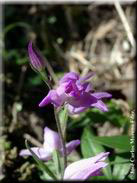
[81,127,112,180]
[81,126,131,180]
[0,137,11,150]
[94,135,130,152]
[68,99,130,129]
[112,155,131,180]
[4,22,31,36]
[28,75,43,86]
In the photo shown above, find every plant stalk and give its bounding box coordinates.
[54,107,67,178]
[39,70,67,178]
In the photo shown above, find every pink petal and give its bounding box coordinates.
[61,140,80,155]
[56,84,68,102]
[39,90,63,107]
[78,72,95,83]
[64,152,109,180]
[64,161,107,180]
[89,152,110,163]
[84,83,92,92]
[19,147,51,161]
[43,127,61,153]
[39,90,54,107]
[91,100,108,112]
[59,72,79,84]
[67,104,87,114]
[68,92,97,108]
[92,92,112,99]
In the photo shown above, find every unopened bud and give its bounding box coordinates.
[28,41,46,72]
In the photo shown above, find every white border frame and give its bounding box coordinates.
[0,2,4,180]
[0,0,136,181]
[1,0,136,4]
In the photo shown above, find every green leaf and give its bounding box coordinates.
[68,99,130,130]
[4,22,31,35]
[52,150,64,179]
[94,135,130,152]
[25,140,57,180]
[28,75,43,86]
[58,107,68,139]
[112,155,131,180]
[81,127,112,180]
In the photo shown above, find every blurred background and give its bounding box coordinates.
[1,2,136,182]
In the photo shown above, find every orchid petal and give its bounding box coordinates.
[39,90,63,107]
[43,127,61,153]
[59,72,79,84]
[91,100,108,112]
[83,83,92,92]
[39,90,54,107]
[65,140,80,155]
[92,92,112,99]
[19,147,51,160]
[67,104,87,114]
[78,72,95,83]
[89,152,110,163]
[64,162,107,180]
[63,152,109,180]
[68,92,97,108]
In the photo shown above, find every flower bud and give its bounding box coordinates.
[28,41,46,72]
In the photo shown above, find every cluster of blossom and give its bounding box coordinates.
[20,41,112,180]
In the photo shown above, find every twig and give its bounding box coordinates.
[93,0,135,5]
[43,57,58,85]
[16,65,27,100]
[94,20,116,40]
[81,67,90,77]
[24,133,42,147]
[64,5,79,39]
[69,51,95,71]
[114,0,135,48]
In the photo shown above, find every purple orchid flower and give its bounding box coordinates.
[39,72,112,114]
[19,127,80,161]
[63,152,109,180]
[28,41,46,72]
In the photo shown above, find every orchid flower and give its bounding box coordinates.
[39,72,112,114]
[20,127,80,161]
[63,152,109,180]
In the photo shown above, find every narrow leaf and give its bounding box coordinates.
[52,150,64,179]
[94,135,130,152]
[113,155,131,180]
[59,107,68,139]
[25,140,57,180]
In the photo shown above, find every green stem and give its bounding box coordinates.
[54,107,67,178]
[40,70,51,89]
[39,70,67,178]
